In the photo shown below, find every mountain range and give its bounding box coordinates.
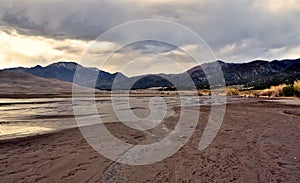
[3,58,300,90]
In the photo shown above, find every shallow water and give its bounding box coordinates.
[0,98,74,140]
[0,96,229,140]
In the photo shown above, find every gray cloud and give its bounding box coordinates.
[0,0,147,40]
[0,0,299,70]
[117,40,176,54]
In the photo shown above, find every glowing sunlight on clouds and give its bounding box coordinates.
[0,27,90,69]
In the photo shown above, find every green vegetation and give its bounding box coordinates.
[282,85,294,97]
[197,80,300,98]
[294,80,300,97]
[259,80,300,97]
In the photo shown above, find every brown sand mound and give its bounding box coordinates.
[0,71,97,98]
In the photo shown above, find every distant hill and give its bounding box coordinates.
[4,59,300,90]
[0,71,90,97]
[187,59,300,89]
[5,62,128,90]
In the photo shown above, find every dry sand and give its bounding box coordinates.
[0,71,110,98]
[0,97,299,182]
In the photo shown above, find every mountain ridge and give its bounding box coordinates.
[3,58,300,90]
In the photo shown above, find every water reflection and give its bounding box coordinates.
[0,96,229,140]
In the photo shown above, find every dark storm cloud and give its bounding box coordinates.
[0,0,133,40]
[0,0,299,64]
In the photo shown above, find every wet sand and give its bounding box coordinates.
[0,97,299,182]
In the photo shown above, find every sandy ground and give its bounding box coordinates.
[0,97,299,182]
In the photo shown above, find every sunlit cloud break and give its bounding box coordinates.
[0,26,90,69]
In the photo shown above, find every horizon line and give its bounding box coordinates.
[1,57,300,77]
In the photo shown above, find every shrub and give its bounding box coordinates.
[226,87,239,96]
[283,85,294,97]
[259,88,273,97]
[294,80,300,97]
[258,81,300,97]
[271,84,286,97]
[259,84,286,97]
[197,90,204,96]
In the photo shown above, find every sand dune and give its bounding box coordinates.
[0,71,101,98]
[0,71,73,93]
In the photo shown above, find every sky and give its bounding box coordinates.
[0,0,300,76]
